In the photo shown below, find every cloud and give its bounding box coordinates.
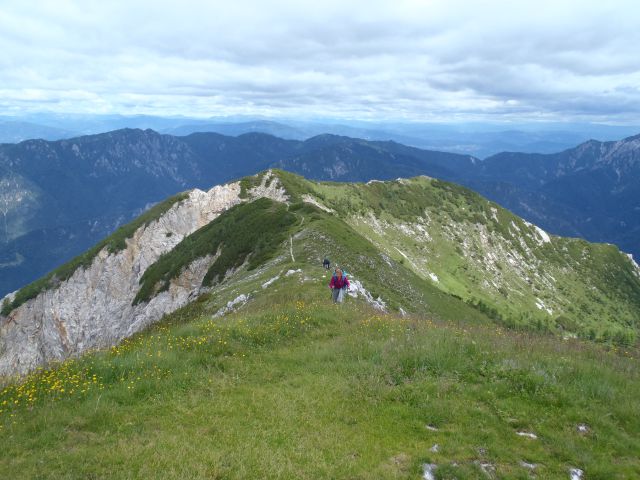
[0,0,639,122]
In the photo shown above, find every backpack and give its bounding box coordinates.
[332,270,348,286]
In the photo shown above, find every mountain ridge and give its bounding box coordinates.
[474,132,640,258]
[0,129,478,296]
[2,169,639,378]
[1,129,640,299]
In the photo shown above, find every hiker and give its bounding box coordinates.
[323,258,331,270]
[329,268,350,303]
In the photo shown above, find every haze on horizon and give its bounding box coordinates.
[1,0,639,125]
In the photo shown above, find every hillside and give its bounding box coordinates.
[0,281,638,479]
[0,171,638,478]
[1,170,639,478]
[473,134,640,259]
[2,170,639,375]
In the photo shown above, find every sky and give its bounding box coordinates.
[1,0,639,123]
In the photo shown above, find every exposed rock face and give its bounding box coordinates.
[301,194,334,213]
[248,169,288,202]
[347,279,387,311]
[0,177,286,377]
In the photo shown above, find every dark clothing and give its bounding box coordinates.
[323,259,331,269]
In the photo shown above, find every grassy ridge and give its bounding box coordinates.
[276,172,640,344]
[1,279,638,479]
[1,192,189,315]
[6,169,639,345]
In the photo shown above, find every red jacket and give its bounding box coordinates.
[329,275,350,289]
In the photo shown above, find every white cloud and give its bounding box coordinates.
[0,0,639,121]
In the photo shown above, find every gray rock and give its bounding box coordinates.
[569,467,584,480]
[422,463,437,480]
[576,423,589,433]
[0,178,288,377]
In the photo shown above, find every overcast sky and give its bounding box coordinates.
[1,0,639,123]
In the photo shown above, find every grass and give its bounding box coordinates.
[288,172,640,344]
[294,209,493,326]
[1,273,638,479]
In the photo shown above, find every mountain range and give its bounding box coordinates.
[468,134,640,260]
[3,113,640,157]
[1,129,639,298]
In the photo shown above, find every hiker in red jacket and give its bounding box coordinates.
[329,268,350,303]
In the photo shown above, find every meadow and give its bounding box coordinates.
[1,278,638,479]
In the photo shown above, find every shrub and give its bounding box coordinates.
[134,198,297,304]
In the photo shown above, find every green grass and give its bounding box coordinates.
[2,192,189,316]
[273,169,314,202]
[1,277,638,479]
[294,209,492,326]
[284,172,640,344]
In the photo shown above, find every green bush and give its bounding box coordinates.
[134,198,297,305]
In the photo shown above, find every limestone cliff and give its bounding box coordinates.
[0,172,287,376]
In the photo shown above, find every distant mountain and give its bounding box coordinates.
[163,120,310,139]
[6,113,640,157]
[273,134,475,181]
[0,120,77,143]
[165,120,634,159]
[470,134,640,260]
[2,114,200,137]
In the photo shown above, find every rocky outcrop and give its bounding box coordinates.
[0,176,287,377]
